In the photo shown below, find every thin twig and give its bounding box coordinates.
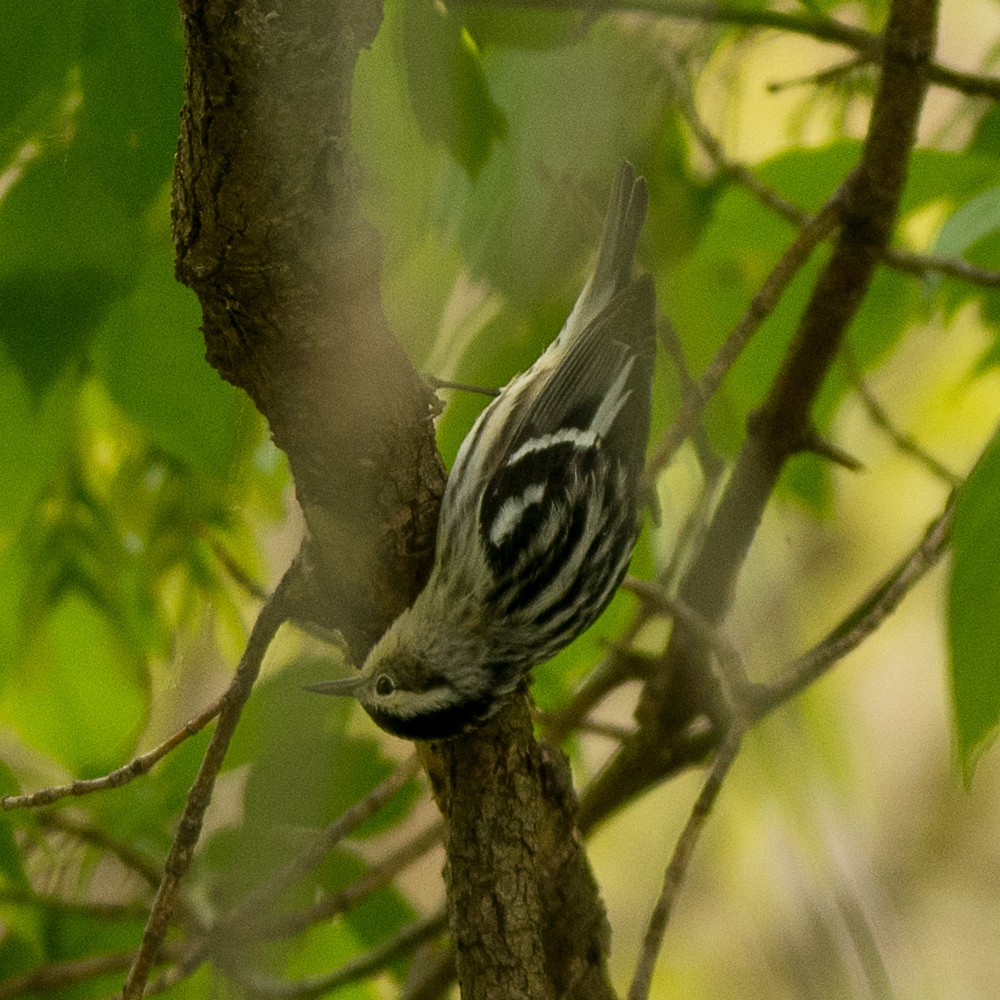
[491,0,1000,101]
[626,721,744,1000]
[883,245,1000,288]
[223,911,449,999]
[122,577,292,999]
[572,718,636,742]
[37,813,163,889]
[215,756,424,936]
[756,489,956,714]
[3,696,225,811]
[0,887,149,922]
[424,374,500,398]
[767,54,875,94]
[842,350,960,486]
[644,192,842,480]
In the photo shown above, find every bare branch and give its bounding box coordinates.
[122,578,291,999]
[3,696,224,811]
[756,490,955,714]
[843,349,961,486]
[476,0,1000,100]
[213,755,424,938]
[626,722,744,1000]
[223,911,449,1000]
[37,813,162,889]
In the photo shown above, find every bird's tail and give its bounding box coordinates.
[588,161,648,310]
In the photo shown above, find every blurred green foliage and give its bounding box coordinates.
[1,0,1000,997]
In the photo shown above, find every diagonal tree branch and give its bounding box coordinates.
[626,721,744,1000]
[580,0,941,834]
[122,576,291,998]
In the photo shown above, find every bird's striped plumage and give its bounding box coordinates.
[308,163,656,740]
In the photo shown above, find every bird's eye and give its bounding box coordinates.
[374,674,395,698]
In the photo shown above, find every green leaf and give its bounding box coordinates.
[0,761,30,888]
[0,592,149,776]
[969,103,1000,160]
[0,5,82,143]
[0,153,144,398]
[0,356,74,533]
[949,426,1000,785]
[459,7,580,49]
[928,186,1000,290]
[402,1,507,179]
[0,268,119,397]
[91,250,252,479]
[76,1,184,212]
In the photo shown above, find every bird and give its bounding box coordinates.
[307,162,656,740]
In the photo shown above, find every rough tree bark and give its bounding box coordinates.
[171,1,614,997]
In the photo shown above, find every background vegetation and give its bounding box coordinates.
[1,0,999,997]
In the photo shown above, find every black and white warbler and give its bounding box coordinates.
[308,163,656,739]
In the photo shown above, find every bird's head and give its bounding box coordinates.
[305,606,508,740]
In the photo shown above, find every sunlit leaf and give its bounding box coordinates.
[0,592,149,776]
[949,426,1000,785]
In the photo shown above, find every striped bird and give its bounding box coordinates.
[308,163,656,739]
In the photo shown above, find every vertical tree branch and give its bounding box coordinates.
[429,700,615,1000]
[165,3,614,998]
